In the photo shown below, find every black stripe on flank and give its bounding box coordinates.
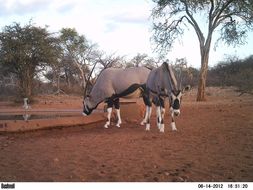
[113,83,143,99]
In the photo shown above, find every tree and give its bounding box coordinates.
[151,0,253,101]
[0,22,59,99]
[131,53,148,67]
[59,28,97,90]
[95,51,124,70]
[172,58,199,87]
[126,53,160,68]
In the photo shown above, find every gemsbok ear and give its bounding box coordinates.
[182,85,191,93]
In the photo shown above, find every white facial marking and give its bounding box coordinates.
[178,93,182,102]
[172,93,176,101]
[85,105,89,112]
[173,109,180,116]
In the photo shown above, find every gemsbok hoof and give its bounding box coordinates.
[157,123,161,130]
[145,124,150,131]
[159,124,165,133]
[171,122,177,131]
[140,121,146,126]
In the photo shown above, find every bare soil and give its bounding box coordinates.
[0,87,253,182]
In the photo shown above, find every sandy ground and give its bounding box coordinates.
[0,87,253,182]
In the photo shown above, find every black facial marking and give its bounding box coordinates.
[173,99,180,110]
[83,105,93,115]
[172,90,180,96]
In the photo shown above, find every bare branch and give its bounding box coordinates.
[212,0,235,28]
[181,0,205,44]
[208,0,215,31]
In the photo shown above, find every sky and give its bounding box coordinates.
[0,0,253,68]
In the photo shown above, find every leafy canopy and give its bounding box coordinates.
[152,0,253,54]
[0,22,59,76]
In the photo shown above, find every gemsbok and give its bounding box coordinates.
[82,66,151,128]
[142,62,190,132]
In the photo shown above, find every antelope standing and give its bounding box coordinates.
[142,62,190,132]
[82,66,151,128]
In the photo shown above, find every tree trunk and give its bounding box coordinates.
[196,47,210,101]
[57,73,60,93]
[20,75,33,100]
[26,79,32,99]
[197,65,207,101]
[65,69,71,89]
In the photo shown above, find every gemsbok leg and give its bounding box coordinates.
[141,94,152,126]
[159,98,165,133]
[141,106,149,125]
[170,106,177,131]
[104,99,113,128]
[160,106,165,132]
[154,97,165,133]
[113,98,122,127]
[145,106,152,131]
